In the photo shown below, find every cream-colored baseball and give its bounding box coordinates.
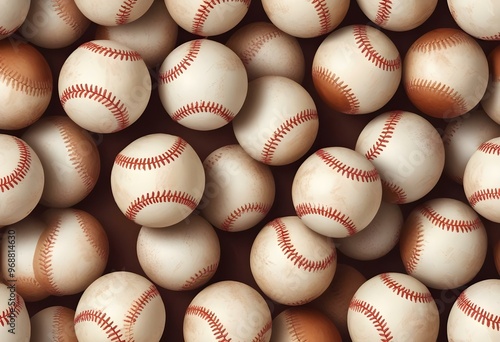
[22,115,101,208]
[250,216,337,306]
[356,0,438,31]
[447,279,500,341]
[137,214,220,291]
[262,0,349,38]
[448,0,500,40]
[164,0,250,36]
[347,272,439,341]
[158,39,248,131]
[95,0,178,68]
[30,306,77,342]
[110,133,205,228]
[0,0,30,39]
[74,271,166,342]
[355,110,445,204]
[74,0,154,26]
[312,24,401,115]
[482,45,500,124]
[292,146,382,238]
[232,76,319,166]
[226,21,305,83]
[183,280,272,342]
[0,40,53,130]
[403,28,489,119]
[0,134,44,227]
[464,137,500,223]
[399,198,488,290]
[58,39,151,133]
[200,144,275,232]
[0,282,31,341]
[20,0,91,49]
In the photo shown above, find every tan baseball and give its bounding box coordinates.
[0,282,31,341]
[74,271,166,342]
[0,0,30,39]
[312,24,401,115]
[482,45,500,124]
[74,0,154,26]
[448,0,500,40]
[30,306,77,342]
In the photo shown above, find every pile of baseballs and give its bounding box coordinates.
[0,0,499,341]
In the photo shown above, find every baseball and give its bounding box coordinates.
[95,0,179,68]
[292,146,382,238]
[355,110,445,204]
[0,0,30,39]
[30,306,77,341]
[399,198,488,290]
[33,208,109,296]
[158,38,248,131]
[464,137,500,223]
[356,0,438,32]
[403,28,489,119]
[448,0,500,40]
[20,0,91,49]
[482,45,500,124]
[0,39,53,130]
[262,0,349,38]
[200,144,275,232]
[183,280,272,342]
[226,21,305,83]
[250,216,337,306]
[110,133,205,228]
[74,271,166,342]
[232,75,319,166]
[74,0,154,26]
[447,279,500,341]
[22,115,101,208]
[164,0,250,37]
[348,272,439,341]
[0,134,44,227]
[312,24,401,115]
[0,282,31,341]
[136,214,220,291]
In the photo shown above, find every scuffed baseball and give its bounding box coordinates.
[0,283,31,341]
[448,0,500,40]
[74,0,154,26]
[312,24,401,115]
[137,214,220,291]
[482,45,500,124]
[232,76,319,166]
[0,0,30,39]
[30,306,77,342]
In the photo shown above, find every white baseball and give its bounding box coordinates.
[292,146,382,238]
[312,24,401,114]
[262,0,349,38]
[137,214,220,291]
[482,45,500,124]
[448,0,500,40]
[164,0,250,36]
[74,0,154,26]
[226,21,305,83]
[74,271,166,342]
[58,39,151,133]
[399,198,488,290]
[0,134,44,227]
[158,38,248,131]
[183,280,272,342]
[464,137,500,223]
[200,144,275,232]
[0,283,31,341]
[20,0,91,49]
[232,75,319,166]
[110,133,205,228]
[30,306,77,341]
[355,110,445,204]
[447,279,500,341]
[250,216,337,306]
[347,272,439,341]
[22,115,101,208]
[0,0,30,39]
[356,0,438,32]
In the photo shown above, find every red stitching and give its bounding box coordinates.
[478,141,500,155]
[405,222,424,274]
[220,202,271,231]
[60,84,129,132]
[316,149,379,182]
[419,205,483,233]
[406,79,468,113]
[270,218,336,271]
[52,0,85,34]
[311,66,360,113]
[353,25,401,71]
[411,31,472,53]
[185,305,230,341]
[379,273,433,303]
[239,30,284,65]
[284,311,306,341]
[349,298,393,341]
[456,291,500,331]
[171,100,235,123]
[468,188,500,207]
[0,293,22,327]
[294,203,358,236]
[0,138,32,193]
[74,210,108,260]
[481,33,500,40]
[182,262,218,290]
[80,41,142,61]
[159,40,202,84]
[252,319,272,342]
[311,0,332,35]
[115,137,187,170]
[74,310,124,342]
[191,0,251,35]
[37,218,62,294]
[52,306,68,340]
[364,110,403,160]
[375,0,392,26]
[381,179,407,204]
[123,284,160,336]
[126,190,198,221]
[0,26,17,36]
[115,0,138,25]
[0,57,52,97]
[261,109,318,164]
